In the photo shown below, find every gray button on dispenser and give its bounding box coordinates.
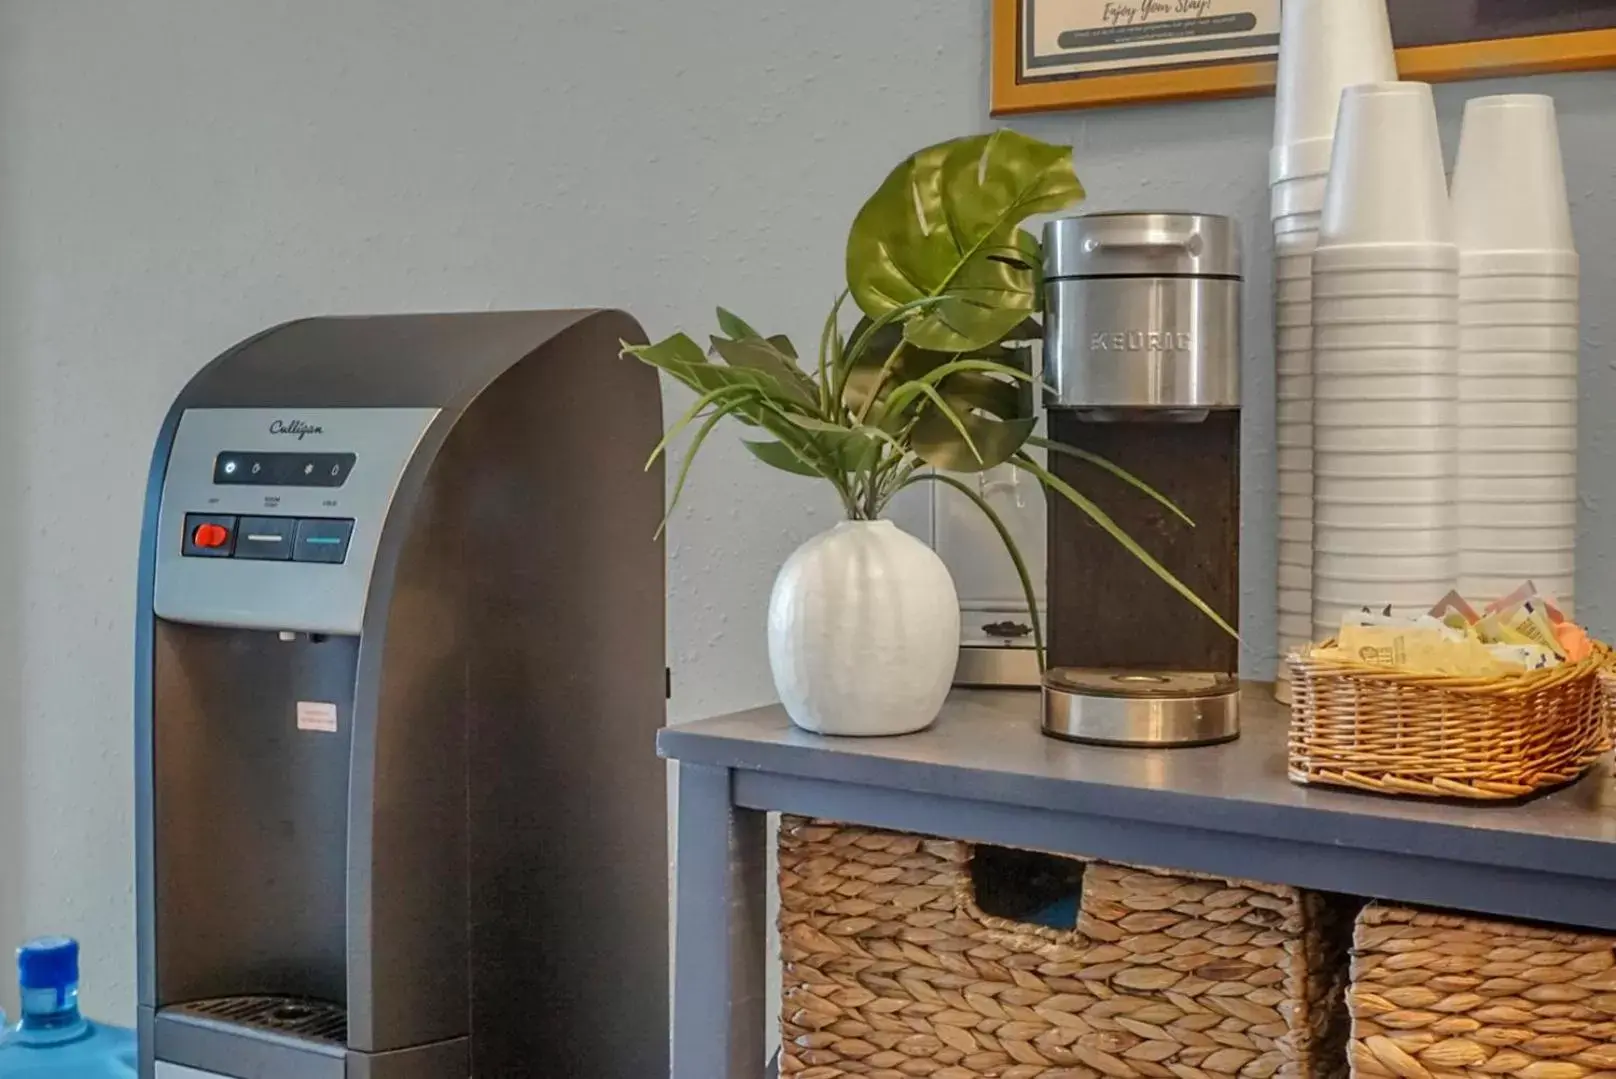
[293,518,355,564]
[234,516,296,560]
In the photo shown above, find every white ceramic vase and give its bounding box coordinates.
[767,519,960,736]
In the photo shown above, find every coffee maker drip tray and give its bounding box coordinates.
[165,995,347,1047]
[1042,668,1240,748]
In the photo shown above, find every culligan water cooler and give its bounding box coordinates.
[134,311,668,1079]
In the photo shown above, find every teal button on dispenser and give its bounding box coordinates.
[292,518,354,564]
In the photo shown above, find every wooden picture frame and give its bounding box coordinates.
[992,0,1616,116]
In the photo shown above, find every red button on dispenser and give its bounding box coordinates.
[193,522,230,549]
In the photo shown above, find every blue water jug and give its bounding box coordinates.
[0,938,135,1078]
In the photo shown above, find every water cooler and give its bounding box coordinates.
[134,310,669,1079]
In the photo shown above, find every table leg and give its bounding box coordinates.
[673,763,768,1079]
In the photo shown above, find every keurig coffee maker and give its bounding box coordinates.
[1041,213,1243,746]
[134,311,668,1078]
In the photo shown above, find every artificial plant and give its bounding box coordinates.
[625,130,1236,667]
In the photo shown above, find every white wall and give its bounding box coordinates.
[1,0,1613,1027]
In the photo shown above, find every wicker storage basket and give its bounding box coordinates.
[778,816,1354,1079]
[1287,644,1610,800]
[1350,904,1616,1079]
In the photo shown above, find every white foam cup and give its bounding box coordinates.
[1278,351,1312,378]
[1320,82,1453,248]
[1316,452,1453,480]
[1279,612,1314,639]
[1316,525,1455,555]
[1458,425,1575,454]
[1458,399,1576,427]
[1315,552,1457,581]
[1461,528,1577,554]
[1458,500,1577,528]
[1452,94,1575,254]
[1314,267,1459,299]
[1315,423,1455,454]
[1277,254,1316,282]
[1314,320,1458,350]
[1279,538,1314,566]
[1315,372,1454,400]
[1273,176,1328,220]
[1272,0,1397,182]
[1279,515,1313,543]
[1460,325,1579,352]
[1316,398,1456,427]
[1278,447,1313,474]
[1458,351,1576,378]
[1462,450,1577,478]
[1459,274,1578,303]
[1280,471,1315,497]
[1277,422,1315,450]
[1316,294,1462,323]
[1279,562,1312,592]
[1277,326,1314,353]
[1461,251,1578,277]
[1278,374,1314,402]
[1278,493,1315,521]
[1459,300,1579,328]
[1278,399,1313,426]
[1314,244,1459,273]
[1460,576,1575,607]
[1316,476,1455,504]
[1458,474,1577,502]
[1459,375,1577,404]
[1314,347,1454,377]
[1277,278,1313,305]
[1458,547,1576,578]
[1315,580,1458,607]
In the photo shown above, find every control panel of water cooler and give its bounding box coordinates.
[153,407,439,635]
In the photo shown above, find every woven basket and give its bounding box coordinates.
[778,816,1355,1079]
[1286,644,1610,800]
[1350,904,1616,1079]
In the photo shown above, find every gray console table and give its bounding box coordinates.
[658,684,1616,1079]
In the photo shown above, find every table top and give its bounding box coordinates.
[660,684,1616,884]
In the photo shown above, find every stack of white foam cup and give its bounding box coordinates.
[1451,94,1580,615]
[1311,82,1460,640]
[1270,0,1396,685]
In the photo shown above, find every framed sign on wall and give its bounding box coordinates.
[992,0,1616,115]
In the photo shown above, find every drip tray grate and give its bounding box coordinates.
[169,995,347,1046]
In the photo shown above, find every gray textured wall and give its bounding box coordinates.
[0,0,1610,1024]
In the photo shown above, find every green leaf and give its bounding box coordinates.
[709,335,818,408]
[646,383,761,469]
[625,333,816,429]
[913,413,1036,473]
[743,439,826,478]
[767,334,798,360]
[903,471,1044,671]
[846,130,1084,353]
[715,307,761,340]
[1028,437,1196,527]
[902,382,982,464]
[1012,453,1238,640]
[818,292,847,416]
[658,406,729,540]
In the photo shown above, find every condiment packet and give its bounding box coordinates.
[1429,590,1480,631]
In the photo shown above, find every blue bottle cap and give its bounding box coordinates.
[17,936,79,991]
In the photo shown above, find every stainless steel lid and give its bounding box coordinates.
[1043,212,1242,280]
[1042,668,1240,748]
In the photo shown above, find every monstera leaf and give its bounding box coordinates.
[846,131,1084,353]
